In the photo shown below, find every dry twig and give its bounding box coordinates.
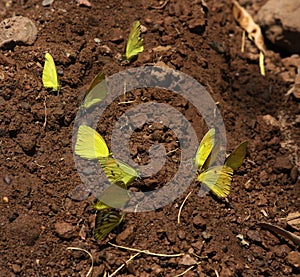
[66,247,94,277]
[108,242,183,257]
[177,190,193,225]
[43,96,47,129]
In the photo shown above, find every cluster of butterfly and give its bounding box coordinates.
[75,125,140,240]
[195,128,248,198]
[42,21,144,92]
[75,124,247,240]
[42,19,248,239]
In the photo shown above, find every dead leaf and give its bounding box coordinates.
[232,0,266,53]
[259,222,300,246]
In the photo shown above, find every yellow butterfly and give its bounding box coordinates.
[81,72,108,110]
[42,53,60,91]
[195,129,247,197]
[75,125,139,186]
[94,209,124,240]
[75,125,110,160]
[124,20,144,61]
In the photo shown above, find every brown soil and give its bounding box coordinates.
[0,0,299,276]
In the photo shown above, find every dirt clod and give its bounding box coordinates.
[54,222,77,240]
[286,251,300,269]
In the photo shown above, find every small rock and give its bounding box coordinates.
[274,244,290,258]
[152,45,172,53]
[49,203,59,214]
[3,196,8,203]
[247,230,261,244]
[79,224,87,240]
[201,231,212,241]
[279,71,294,83]
[257,195,268,206]
[152,264,163,275]
[0,16,38,48]
[287,212,300,231]
[110,29,123,43]
[188,18,206,34]
[42,0,54,6]
[10,214,40,246]
[177,230,186,240]
[140,24,147,33]
[17,134,36,155]
[286,251,300,269]
[220,266,234,277]
[54,222,76,239]
[191,241,204,253]
[192,215,206,230]
[9,212,19,222]
[105,252,117,266]
[166,229,177,243]
[77,0,92,7]
[3,174,12,184]
[274,155,293,172]
[99,45,112,55]
[282,55,300,68]
[256,0,300,54]
[116,225,135,244]
[236,234,249,247]
[12,264,21,274]
[261,114,280,127]
[179,254,197,266]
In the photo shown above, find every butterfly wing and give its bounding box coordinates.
[99,156,139,187]
[82,72,108,110]
[202,134,221,170]
[197,165,233,198]
[96,183,130,209]
[93,200,110,211]
[195,129,215,170]
[42,53,60,91]
[115,158,139,186]
[75,125,110,159]
[225,141,248,171]
[125,20,144,61]
[94,210,124,240]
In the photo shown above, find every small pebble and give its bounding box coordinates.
[3,196,8,203]
[290,166,298,183]
[3,175,12,185]
[42,0,54,6]
[12,264,21,274]
[286,251,300,269]
[201,231,212,241]
[54,222,76,239]
[192,215,206,230]
[9,212,19,222]
[140,24,147,33]
[179,254,197,266]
